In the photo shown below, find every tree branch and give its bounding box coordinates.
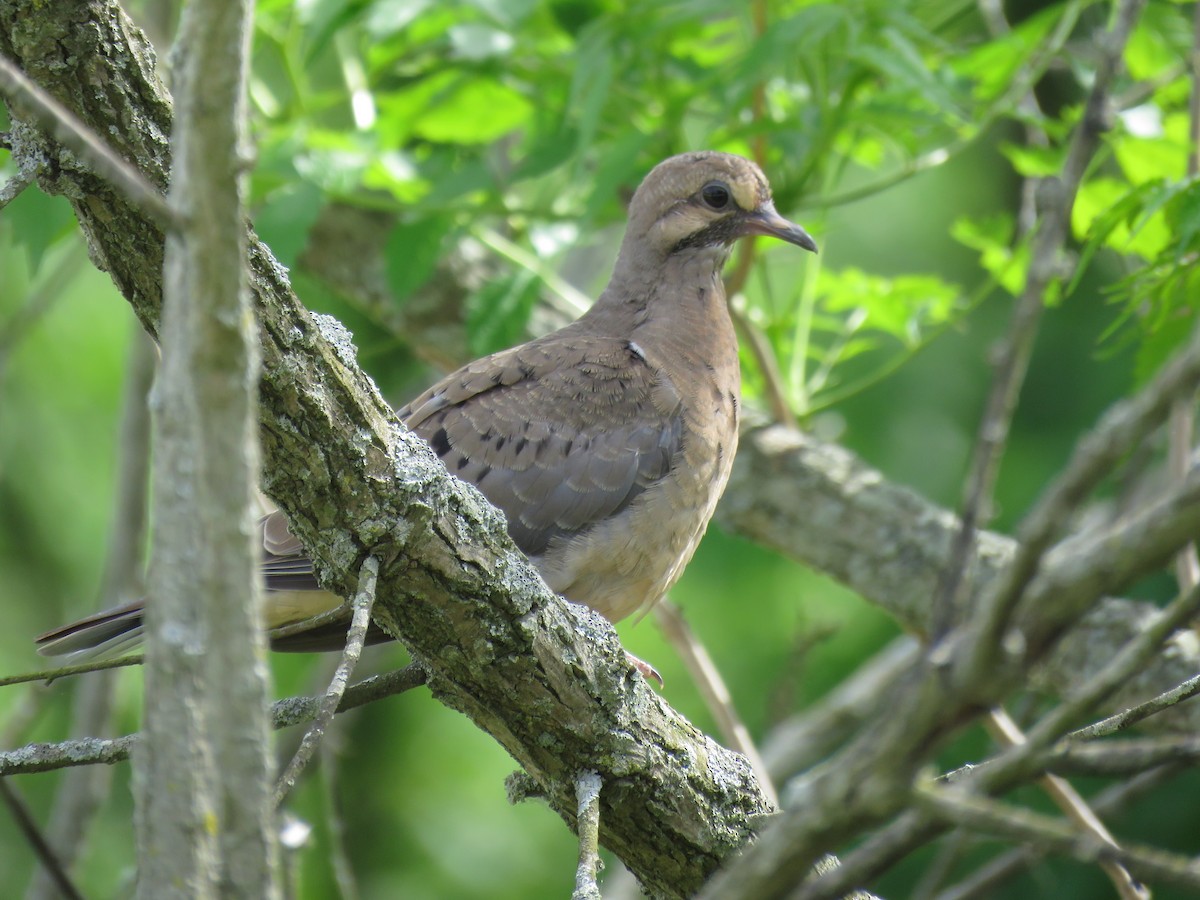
[0,54,176,228]
[273,556,378,806]
[0,3,769,895]
[0,664,429,777]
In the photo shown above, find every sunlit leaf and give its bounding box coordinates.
[254,181,325,267]
[951,214,1028,296]
[384,215,457,301]
[4,188,75,273]
[466,270,540,355]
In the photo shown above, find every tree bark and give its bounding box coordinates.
[133,0,278,896]
[0,3,769,896]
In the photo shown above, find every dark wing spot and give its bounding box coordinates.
[429,427,451,457]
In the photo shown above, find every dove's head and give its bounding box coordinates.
[621,151,817,263]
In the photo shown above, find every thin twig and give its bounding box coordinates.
[1,663,427,777]
[729,300,798,428]
[933,580,1200,790]
[0,655,145,688]
[1168,397,1199,588]
[1168,0,1200,593]
[0,55,178,229]
[0,778,86,900]
[0,169,31,209]
[933,766,1182,900]
[1050,737,1200,776]
[957,0,1152,664]
[986,708,1148,900]
[654,601,780,808]
[268,663,427,729]
[1024,581,1200,749]
[916,784,1200,892]
[1069,671,1200,741]
[936,0,1147,640]
[274,555,379,806]
[0,242,87,396]
[319,742,359,900]
[27,325,154,900]
[572,771,603,900]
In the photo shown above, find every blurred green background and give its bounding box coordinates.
[2,0,1196,897]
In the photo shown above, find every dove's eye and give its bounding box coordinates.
[700,182,731,210]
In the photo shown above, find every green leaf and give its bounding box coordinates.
[951,214,1028,296]
[384,215,456,301]
[466,270,539,356]
[818,267,959,348]
[1072,177,1172,263]
[512,127,579,181]
[953,4,1058,102]
[363,150,430,204]
[1000,141,1066,178]
[4,187,75,273]
[363,0,435,40]
[410,75,534,144]
[449,23,517,60]
[1113,134,1187,185]
[254,181,325,268]
[568,23,613,155]
[294,129,375,193]
[1132,300,1195,386]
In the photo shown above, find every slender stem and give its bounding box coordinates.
[654,601,779,808]
[571,772,603,900]
[274,556,379,806]
[0,56,177,228]
[0,779,86,900]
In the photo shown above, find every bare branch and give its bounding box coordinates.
[0,5,773,894]
[572,772,603,900]
[1070,672,1200,741]
[0,168,29,208]
[0,779,86,900]
[26,325,154,900]
[1,664,429,777]
[0,656,144,689]
[0,735,136,776]
[0,55,177,228]
[273,555,378,806]
[937,0,1148,638]
[916,784,1200,892]
[1050,737,1200,777]
[655,600,779,808]
[986,709,1147,900]
[932,766,1181,900]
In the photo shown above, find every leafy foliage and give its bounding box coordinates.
[3,0,1199,898]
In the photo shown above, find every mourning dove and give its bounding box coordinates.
[37,150,816,659]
